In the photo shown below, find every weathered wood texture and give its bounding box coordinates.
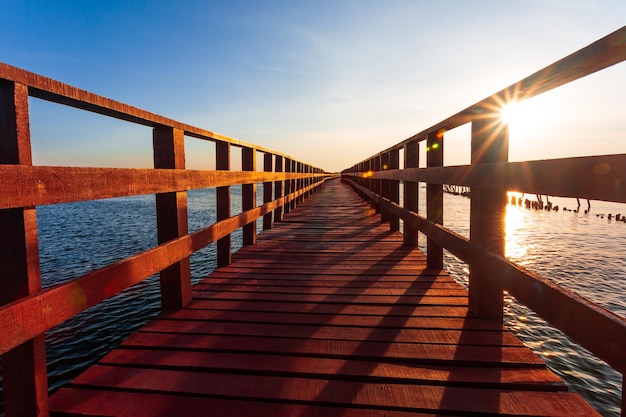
[49,179,600,416]
[0,165,314,209]
[0,80,49,417]
[345,154,626,204]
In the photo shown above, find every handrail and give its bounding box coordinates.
[0,65,329,417]
[0,63,293,157]
[342,25,626,416]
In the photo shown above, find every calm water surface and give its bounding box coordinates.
[0,185,624,416]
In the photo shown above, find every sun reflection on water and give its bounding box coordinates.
[504,202,528,260]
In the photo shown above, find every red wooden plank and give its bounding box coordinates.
[67,365,599,416]
[204,272,453,282]
[50,388,440,417]
[198,277,459,288]
[122,332,545,367]
[190,291,468,305]
[186,299,473,317]
[100,348,566,390]
[192,283,468,296]
[159,308,505,331]
[140,318,525,346]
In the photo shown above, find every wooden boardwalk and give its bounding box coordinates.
[48,179,599,416]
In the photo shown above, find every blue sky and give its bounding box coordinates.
[1,0,625,172]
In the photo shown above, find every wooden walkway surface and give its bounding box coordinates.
[49,179,599,416]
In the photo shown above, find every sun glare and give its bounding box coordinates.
[500,102,522,125]
[498,94,555,136]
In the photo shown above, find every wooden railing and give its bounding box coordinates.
[0,64,328,416]
[342,26,626,415]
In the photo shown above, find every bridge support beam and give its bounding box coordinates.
[403,141,419,247]
[274,155,284,222]
[242,147,257,246]
[0,81,49,417]
[427,131,444,269]
[216,142,231,266]
[469,115,508,321]
[153,126,192,310]
[263,153,273,230]
[389,149,400,231]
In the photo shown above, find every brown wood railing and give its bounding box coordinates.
[0,64,328,416]
[342,26,626,415]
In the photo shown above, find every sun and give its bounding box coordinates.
[497,93,556,139]
[499,99,538,126]
[500,101,522,124]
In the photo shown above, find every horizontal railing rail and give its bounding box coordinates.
[0,64,330,417]
[342,25,626,416]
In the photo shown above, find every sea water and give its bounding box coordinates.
[0,184,624,416]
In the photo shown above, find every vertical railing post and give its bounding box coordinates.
[290,160,297,210]
[242,147,257,246]
[284,158,291,214]
[365,160,372,205]
[380,152,390,222]
[296,162,303,205]
[403,140,419,247]
[0,81,49,417]
[153,125,191,310]
[389,148,400,232]
[274,155,284,222]
[305,165,311,197]
[469,114,508,320]
[427,131,444,269]
[373,156,381,214]
[216,141,231,267]
[263,153,273,230]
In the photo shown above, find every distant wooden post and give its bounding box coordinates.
[403,140,419,246]
[380,152,390,222]
[290,160,297,210]
[284,158,291,214]
[0,81,49,417]
[153,125,191,310]
[216,141,231,267]
[373,156,381,214]
[274,155,284,222]
[359,162,365,199]
[427,131,444,269]
[389,149,400,232]
[263,153,273,230]
[469,114,507,320]
[242,147,257,246]
[296,162,303,205]
[304,165,311,198]
[366,160,374,208]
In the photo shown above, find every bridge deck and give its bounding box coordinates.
[49,179,599,416]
